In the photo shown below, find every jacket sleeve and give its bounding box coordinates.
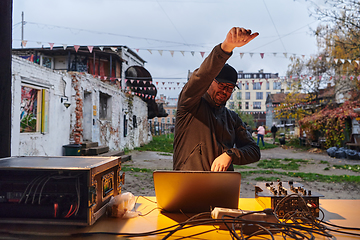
[177,44,231,112]
[230,116,261,165]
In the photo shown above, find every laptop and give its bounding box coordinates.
[153,171,241,213]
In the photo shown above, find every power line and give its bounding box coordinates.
[24,21,203,48]
[262,0,287,52]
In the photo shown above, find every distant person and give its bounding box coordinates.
[173,27,260,171]
[257,125,265,147]
[271,122,278,144]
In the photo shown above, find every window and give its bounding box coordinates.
[20,85,49,133]
[161,118,165,123]
[154,117,158,123]
[229,102,234,109]
[245,92,250,100]
[99,92,111,120]
[245,83,249,90]
[229,94,233,100]
[172,109,176,115]
[238,102,242,110]
[238,83,242,90]
[266,92,271,99]
[236,92,242,100]
[167,109,170,114]
[245,102,249,110]
[266,81,270,90]
[172,117,176,124]
[253,82,261,90]
[133,115,137,128]
[123,115,128,137]
[273,81,281,90]
[256,92,263,100]
[253,102,261,109]
[41,56,53,69]
[167,117,170,123]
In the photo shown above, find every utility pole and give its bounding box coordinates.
[21,11,24,48]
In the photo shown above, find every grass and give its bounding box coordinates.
[257,158,309,171]
[252,137,278,150]
[122,166,153,173]
[242,170,360,183]
[333,164,360,173]
[134,133,174,153]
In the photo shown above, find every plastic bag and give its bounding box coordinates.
[326,147,338,157]
[335,148,347,159]
[107,192,140,218]
[346,149,360,160]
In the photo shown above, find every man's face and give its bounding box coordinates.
[207,80,235,106]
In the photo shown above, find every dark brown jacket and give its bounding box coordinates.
[173,44,260,171]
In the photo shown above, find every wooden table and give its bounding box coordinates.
[0,197,359,239]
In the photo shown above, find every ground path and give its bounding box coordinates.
[121,146,360,199]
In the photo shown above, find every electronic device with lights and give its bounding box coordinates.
[0,156,124,225]
[255,181,323,217]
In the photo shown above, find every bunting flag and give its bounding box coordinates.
[13,38,360,68]
[74,45,80,52]
[87,46,94,53]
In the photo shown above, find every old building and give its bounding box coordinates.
[226,69,287,127]
[11,45,154,156]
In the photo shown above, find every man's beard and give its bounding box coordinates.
[213,92,228,106]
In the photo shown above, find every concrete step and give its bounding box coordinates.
[99,150,125,157]
[82,141,98,148]
[88,146,109,155]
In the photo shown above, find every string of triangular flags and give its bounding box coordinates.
[16,39,360,64]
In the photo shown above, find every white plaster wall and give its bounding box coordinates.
[11,56,72,156]
[11,56,151,156]
[74,73,151,151]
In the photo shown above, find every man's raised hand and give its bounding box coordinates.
[221,27,259,53]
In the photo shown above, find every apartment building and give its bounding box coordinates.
[149,95,177,134]
[226,69,289,127]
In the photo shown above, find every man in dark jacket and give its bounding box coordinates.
[271,123,278,144]
[173,27,260,171]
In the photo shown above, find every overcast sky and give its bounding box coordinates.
[12,0,323,98]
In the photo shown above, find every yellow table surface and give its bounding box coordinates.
[0,197,359,239]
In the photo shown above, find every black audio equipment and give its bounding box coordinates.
[255,181,323,217]
[0,156,124,225]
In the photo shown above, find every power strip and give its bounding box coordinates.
[211,207,277,221]
[211,207,278,234]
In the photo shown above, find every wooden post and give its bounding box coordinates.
[0,0,12,158]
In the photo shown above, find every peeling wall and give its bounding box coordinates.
[11,56,151,156]
[11,56,72,156]
[69,73,151,151]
